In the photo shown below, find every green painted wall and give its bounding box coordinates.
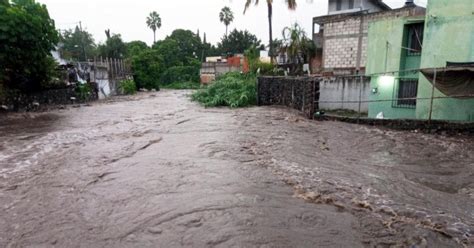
[366,18,423,119]
[416,0,474,121]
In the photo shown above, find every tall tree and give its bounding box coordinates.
[98,34,127,59]
[146,11,162,43]
[59,26,96,61]
[218,29,261,55]
[281,23,315,74]
[244,0,297,62]
[219,6,234,36]
[0,0,59,92]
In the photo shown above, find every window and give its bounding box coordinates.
[394,79,418,108]
[406,23,424,56]
[336,0,342,11]
[349,0,355,9]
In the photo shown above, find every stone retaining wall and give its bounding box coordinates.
[0,83,98,111]
[257,76,321,118]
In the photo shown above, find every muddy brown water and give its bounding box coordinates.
[0,90,472,247]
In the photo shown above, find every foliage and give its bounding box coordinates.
[167,29,202,62]
[218,29,261,56]
[192,72,257,108]
[59,26,96,61]
[126,41,148,58]
[130,29,202,89]
[0,0,59,93]
[162,81,201,90]
[119,79,137,95]
[98,34,127,59]
[160,66,199,85]
[219,6,234,36]
[131,49,163,90]
[244,45,260,72]
[281,23,315,75]
[146,11,161,43]
[75,83,92,100]
[154,39,183,68]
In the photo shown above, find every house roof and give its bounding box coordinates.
[313,5,426,25]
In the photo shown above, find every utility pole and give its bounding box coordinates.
[79,21,87,61]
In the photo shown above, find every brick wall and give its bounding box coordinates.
[320,7,424,72]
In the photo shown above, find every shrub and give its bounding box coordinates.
[75,83,92,101]
[192,72,256,108]
[120,79,137,95]
[160,66,199,85]
[162,81,200,90]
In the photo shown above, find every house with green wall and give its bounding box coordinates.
[366,0,474,121]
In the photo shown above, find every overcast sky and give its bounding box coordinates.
[37,0,427,46]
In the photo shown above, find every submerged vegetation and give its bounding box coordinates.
[192,72,256,108]
[119,79,137,95]
[161,81,201,90]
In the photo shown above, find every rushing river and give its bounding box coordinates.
[0,90,472,247]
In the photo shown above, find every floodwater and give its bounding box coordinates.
[0,90,472,247]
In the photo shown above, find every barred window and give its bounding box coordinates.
[406,23,424,56]
[394,79,418,108]
[349,0,354,9]
[336,0,342,11]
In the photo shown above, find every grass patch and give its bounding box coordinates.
[161,81,201,90]
[191,72,257,108]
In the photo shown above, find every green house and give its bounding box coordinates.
[366,0,474,121]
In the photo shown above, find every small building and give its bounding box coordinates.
[312,0,425,112]
[366,0,474,121]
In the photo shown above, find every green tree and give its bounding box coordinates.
[98,34,127,59]
[126,40,149,58]
[167,29,202,64]
[218,29,261,55]
[59,26,96,61]
[0,0,59,92]
[219,6,234,36]
[244,0,297,62]
[154,39,182,68]
[146,11,161,43]
[131,49,163,90]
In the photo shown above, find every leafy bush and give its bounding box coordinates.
[0,0,59,93]
[131,49,162,90]
[162,81,201,90]
[120,79,137,95]
[75,83,92,101]
[160,66,200,85]
[192,72,256,108]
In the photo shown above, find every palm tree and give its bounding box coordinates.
[146,11,162,43]
[244,0,297,63]
[282,23,315,74]
[219,6,234,36]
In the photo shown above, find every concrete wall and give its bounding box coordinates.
[366,18,419,119]
[416,0,474,121]
[366,0,474,121]
[200,62,241,83]
[319,76,370,112]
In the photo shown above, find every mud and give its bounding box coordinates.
[0,91,472,247]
